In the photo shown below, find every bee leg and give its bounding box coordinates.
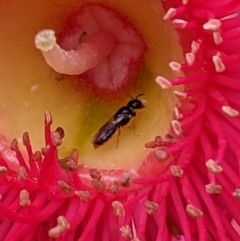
[116,127,121,148]
[128,126,139,137]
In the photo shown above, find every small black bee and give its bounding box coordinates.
[92,94,145,149]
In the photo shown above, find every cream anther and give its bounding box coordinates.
[174,91,187,99]
[233,188,240,201]
[112,201,125,217]
[222,106,239,117]
[170,165,183,178]
[171,120,182,136]
[169,62,181,71]
[212,55,226,73]
[205,184,222,194]
[18,166,27,180]
[185,53,195,66]
[144,201,158,215]
[19,189,31,207]
[154,149,169,161]
[191,41,200,54]
[186,204,203,218]
[172,19,187,29]
[48,216,70,238]
[75,190,91,202]
[213,32,223,45]
[120,225,133,239]
[205,159,223,174]
[173,107,183,119]
[163,8,177,20]
[155,76,172,89]
[203,19,222,31]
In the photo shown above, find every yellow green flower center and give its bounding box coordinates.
[0,0,183,172]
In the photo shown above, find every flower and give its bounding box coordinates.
[0,0,240,241]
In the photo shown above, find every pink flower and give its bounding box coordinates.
[0,0,240,240]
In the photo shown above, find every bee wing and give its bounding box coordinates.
[91,115,126,147]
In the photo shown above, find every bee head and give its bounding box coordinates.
[127,99,145,110]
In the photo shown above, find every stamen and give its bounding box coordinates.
[120,172,132,187]
[19,189,31,207]
[155,76,172,89]
[91,179,105,192]
[222,106,239,117]
[233,189,240,202]
[169,61,181,71]
[173,90,187,99]
[48,216,70,238]
[75,190,91,202]
[10,138,30,172]
[205,159,223,174]
[173,107,183,119]
[89,168,102,180]
[205,184,222,195]
[203,19,221,31]
[112,201,125,217]
[55,127,65,139]
[185,53,195,66]
[70,149,79,162]
[120,225,133,239]
[108,181,120,194]
[66,158,78,171]
[213,32,223,45]
[57,180,72,193]
[186,204,203,218]
[144,200,158,215]
[18,166,27,180]
[22,132,30,146]
[10,138,19,151]
[171,120,182,136]
[191,41,200,54]
[44,111,52,125]
[163,8,176,20]
[32,151,42,162]
[172,19,187,29]
[51,130,63,146]
[212,55,226,73]
[170,165,184,178]
[154,149,169,161]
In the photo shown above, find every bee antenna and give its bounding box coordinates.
[136,93,144,99]
[129,94,134,99]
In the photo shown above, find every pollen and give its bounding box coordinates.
[19,189,31,207]
[112,201,125,217]
[48,216,70,238]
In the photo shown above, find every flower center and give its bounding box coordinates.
[0,0,183,181]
